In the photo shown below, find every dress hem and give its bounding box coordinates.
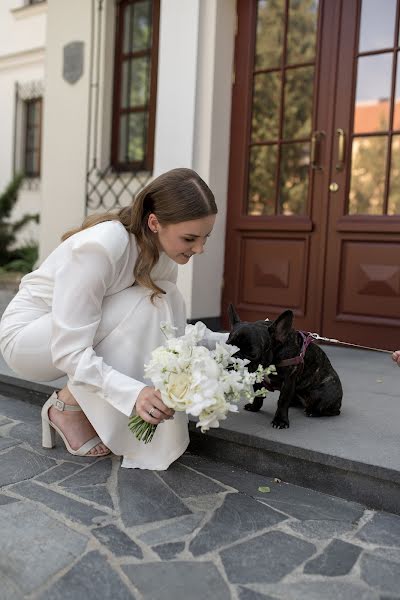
[120,439,190,471]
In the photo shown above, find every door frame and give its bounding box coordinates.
[222,0,342,331]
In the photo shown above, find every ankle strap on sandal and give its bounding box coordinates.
[50,392,82,412]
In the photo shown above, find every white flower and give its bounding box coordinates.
[160,321,178,340]
[138,322,269,442]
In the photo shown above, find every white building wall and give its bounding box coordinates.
[190,0,235,321]
[0,0,47,248]
[39,0,92,261]
[39,0,235,322]
[153,0,236,321]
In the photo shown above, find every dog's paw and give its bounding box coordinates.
[244,402,260,412]
[271,417,289,429]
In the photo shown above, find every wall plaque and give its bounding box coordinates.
[63,41,84,84]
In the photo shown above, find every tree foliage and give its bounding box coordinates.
[0,174,39,272]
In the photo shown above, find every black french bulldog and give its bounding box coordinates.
[227,304,343,429]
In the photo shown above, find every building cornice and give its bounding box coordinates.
[11,2,47,20]
[0,47,45,71]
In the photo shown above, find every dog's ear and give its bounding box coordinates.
[228,303,241,327]
[271,310,294,343]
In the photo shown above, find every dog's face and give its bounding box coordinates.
[227,304,294,371]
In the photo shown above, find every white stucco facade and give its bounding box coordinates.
[1,0,235,323]
[0,0,47,247]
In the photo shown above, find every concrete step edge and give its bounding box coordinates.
[188,423,400,515]
[0,373,398,514]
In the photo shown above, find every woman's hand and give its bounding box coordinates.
[136,386,175,424]
[392,350,400,366]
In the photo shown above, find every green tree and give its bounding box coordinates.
[0,174,39,272]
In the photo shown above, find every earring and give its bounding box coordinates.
[153,229,158,233]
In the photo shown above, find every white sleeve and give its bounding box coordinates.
[50,237,146,416]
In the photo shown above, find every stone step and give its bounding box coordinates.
[1,341,399,516]
[188,419,400,516]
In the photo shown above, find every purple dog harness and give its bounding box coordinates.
[263,331,315,392]
[276,331,315,368]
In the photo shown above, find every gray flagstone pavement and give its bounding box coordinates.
[1,392,400,600]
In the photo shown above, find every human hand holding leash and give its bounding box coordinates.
[392,350,400,366]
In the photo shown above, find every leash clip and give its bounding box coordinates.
[309,332,323,341]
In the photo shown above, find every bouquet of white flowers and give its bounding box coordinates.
[128,321,271,443]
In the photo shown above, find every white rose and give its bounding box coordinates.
[164,372,192,410]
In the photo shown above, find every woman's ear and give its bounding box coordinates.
[147,213,160,233]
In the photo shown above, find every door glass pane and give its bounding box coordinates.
[119,112,147,163]
[121,57,150,109]
[255,0,285,69]
[287,0,319,65]
[278,143,309,215]
[248,145,277,215]
[283,66,314,139]
[394,55,400,130]
[354,54,392,133]
[349,136,388,214]
[388,135,400,214]
[359,0,396,53]
[123,1,152,53]
[251,72,281,142]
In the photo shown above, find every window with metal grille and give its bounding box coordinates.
[24,98,42,177]
[111,0,160,172]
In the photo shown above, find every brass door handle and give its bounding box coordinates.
[310,130,324,170]
[336,128,346,171]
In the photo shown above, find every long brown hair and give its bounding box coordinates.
[62,168,217,298]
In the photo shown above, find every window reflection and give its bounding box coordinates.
[123,1,152,53]
[119,113,147,163]
[354,54,392,134]
[121,57,149,109]
[248,145,277,215]
[349,136,388,214]
[278,143,309,215]
[251,72,281,142]
[358,0,396,53]
[287,0,319,65]
[393,55,400,130]
[255,0,285,70]
[388,136,400,214]
[247,0,318,216]
[283,66,314,139]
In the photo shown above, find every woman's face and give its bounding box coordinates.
[148,214,216,264]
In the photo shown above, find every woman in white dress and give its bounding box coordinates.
[0,168,225,470]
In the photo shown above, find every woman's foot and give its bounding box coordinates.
[48,387,110,456]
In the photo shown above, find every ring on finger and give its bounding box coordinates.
[149,407,157,417]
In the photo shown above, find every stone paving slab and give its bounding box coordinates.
[2,389,400,599]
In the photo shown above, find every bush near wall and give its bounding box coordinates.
[0,174,39,275]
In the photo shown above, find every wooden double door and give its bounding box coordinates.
[222,0,400,350]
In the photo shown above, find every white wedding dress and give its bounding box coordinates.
[0,221,227,469]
